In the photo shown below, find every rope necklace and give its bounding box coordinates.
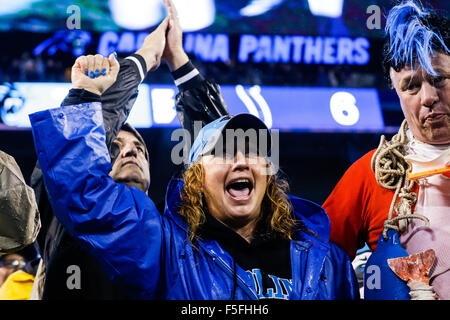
[370,120,430,240]
[371,120,436,299]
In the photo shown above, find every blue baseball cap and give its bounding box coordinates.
[188,113,271,164]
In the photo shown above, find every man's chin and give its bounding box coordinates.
[113,174,147,191]
[116,167,142,180]
[423,128,450,145]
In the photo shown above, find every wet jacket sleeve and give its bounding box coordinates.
[29,102,162,299]
[32,54,148,251]
[0,151,40,253]
[172,61,230,145]
[320,243,360,300]
[61,54,148,163]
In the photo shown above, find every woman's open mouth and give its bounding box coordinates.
[225,178,254,201]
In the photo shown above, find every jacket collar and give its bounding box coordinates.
[288,195,330,243]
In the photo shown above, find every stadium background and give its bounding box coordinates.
[0,0,448,207]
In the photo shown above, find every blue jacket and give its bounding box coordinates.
[30,102,359,300]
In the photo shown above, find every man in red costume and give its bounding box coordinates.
[322,0,450,299]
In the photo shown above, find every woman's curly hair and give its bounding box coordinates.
[178,162,299,244]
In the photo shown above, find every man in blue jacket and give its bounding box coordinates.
[29,45,358,299]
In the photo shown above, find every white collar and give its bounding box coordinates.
[406,129,450,162]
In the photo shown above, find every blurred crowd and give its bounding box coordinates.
[146,57,384,88]
[0,52,383,88]
[0,53,70,83]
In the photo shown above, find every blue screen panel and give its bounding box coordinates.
[0,82,384,132]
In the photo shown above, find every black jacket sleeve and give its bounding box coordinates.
[172,61,230,145]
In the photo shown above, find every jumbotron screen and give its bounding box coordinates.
[1,0,448,37]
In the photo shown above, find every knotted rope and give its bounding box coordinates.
[371,120,430,239]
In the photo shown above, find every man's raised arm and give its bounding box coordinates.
[30,19,170,253]
[29,54,163,299]
[61,19,169,161]
[162,0,229,144]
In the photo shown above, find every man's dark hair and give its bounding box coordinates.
[382,1,450,86]
[120,123,149,161]
[110,123,149,166]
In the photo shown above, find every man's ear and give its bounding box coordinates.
[389,68,396,90]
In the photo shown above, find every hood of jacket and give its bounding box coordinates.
[163,178,331,244]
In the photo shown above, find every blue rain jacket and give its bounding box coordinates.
[30,102,359,300]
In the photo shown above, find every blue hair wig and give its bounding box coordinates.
[384,0,450,77]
